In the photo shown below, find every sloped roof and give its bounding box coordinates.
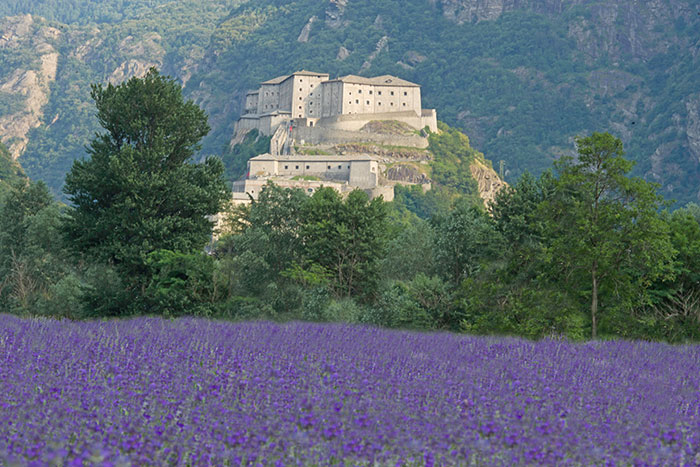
[294,70,330,77]
[261,70,329,85]
[326,74,420,87]
[261,74,290,85]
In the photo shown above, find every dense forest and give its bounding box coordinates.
[1,70,699,343]
[1,0,699,204]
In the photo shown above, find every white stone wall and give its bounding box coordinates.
[335,83,421,117]
[321,81,343,118]
[279,79,293,113]
[276,159,352,178]
[290,74,326,119]
[349,160,378,188]
[247,158,277,177]
[258,113,289,135]
[258,84,282,114]
[293,122,430,148]
[245,92,258,114]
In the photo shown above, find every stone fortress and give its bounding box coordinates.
[232,70,440,205]
[235,70,438,136]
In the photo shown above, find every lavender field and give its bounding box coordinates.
[1,315,699,466]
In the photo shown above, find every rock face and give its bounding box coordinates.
[360,36,389,72]
[326,0,348,29]
[433,0,690,62]
[0,15,59,159]
[686,95,700,164]
[297,16,317,43]
[470,158,506,207]
[385,164,430,184]
[108,33,165,84]
[336,46,351,61]
[0,16,169,162]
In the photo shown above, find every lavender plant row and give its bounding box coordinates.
[0,315,698,466]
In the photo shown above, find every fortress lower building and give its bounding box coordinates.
[235,70,438,135]
[232,153,395,203]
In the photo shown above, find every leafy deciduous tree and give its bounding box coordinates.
[544,132,673,338]
[63,68,229,309]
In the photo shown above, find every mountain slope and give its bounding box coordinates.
[0,0,698,203]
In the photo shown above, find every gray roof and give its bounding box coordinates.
[251,153,376,162]
[294,70,330,77]
[261,74,290,85]
[259,110,292,117]
[261,70,329,85]
[326,74,420,87]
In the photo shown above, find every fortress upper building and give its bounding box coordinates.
[236,70,437,135]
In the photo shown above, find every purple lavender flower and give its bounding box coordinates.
[0,314,698,465]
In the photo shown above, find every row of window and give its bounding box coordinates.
[283,164,350,170]
[347,100,406,107]
[350,90,408,96]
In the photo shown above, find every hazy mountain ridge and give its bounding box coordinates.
[0,0,698,202]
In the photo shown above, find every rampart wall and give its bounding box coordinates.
[292,125,429,148]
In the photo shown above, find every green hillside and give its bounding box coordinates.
[0,141,26,196]
[1,0,698,203]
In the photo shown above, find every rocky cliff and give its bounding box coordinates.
[0,15,59,159]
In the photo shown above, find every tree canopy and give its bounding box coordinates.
[63,69,229,310]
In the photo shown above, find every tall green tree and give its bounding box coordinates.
[0,179,77,314]
[0,142,25,197]
[302,188,388,298]
[431,200,502,286]
[216,182,308,297]
[63,68,229,309]
[544,132,673,338]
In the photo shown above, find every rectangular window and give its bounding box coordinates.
[366,100,370,105]
[378,91,382,95]
[306,165,310,169]
[404,91,408,96]
[296,165,299,169]
[391,91,395,96]
[358,90,362,94]
[338,165,342,169]
[284,165,288,169]
[369,90,373,95]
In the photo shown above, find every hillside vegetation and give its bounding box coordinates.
[1,71,699,344]
[0,141,25,196]
[0,0,698,204]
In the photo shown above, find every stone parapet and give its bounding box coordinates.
[292,125,429,148]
